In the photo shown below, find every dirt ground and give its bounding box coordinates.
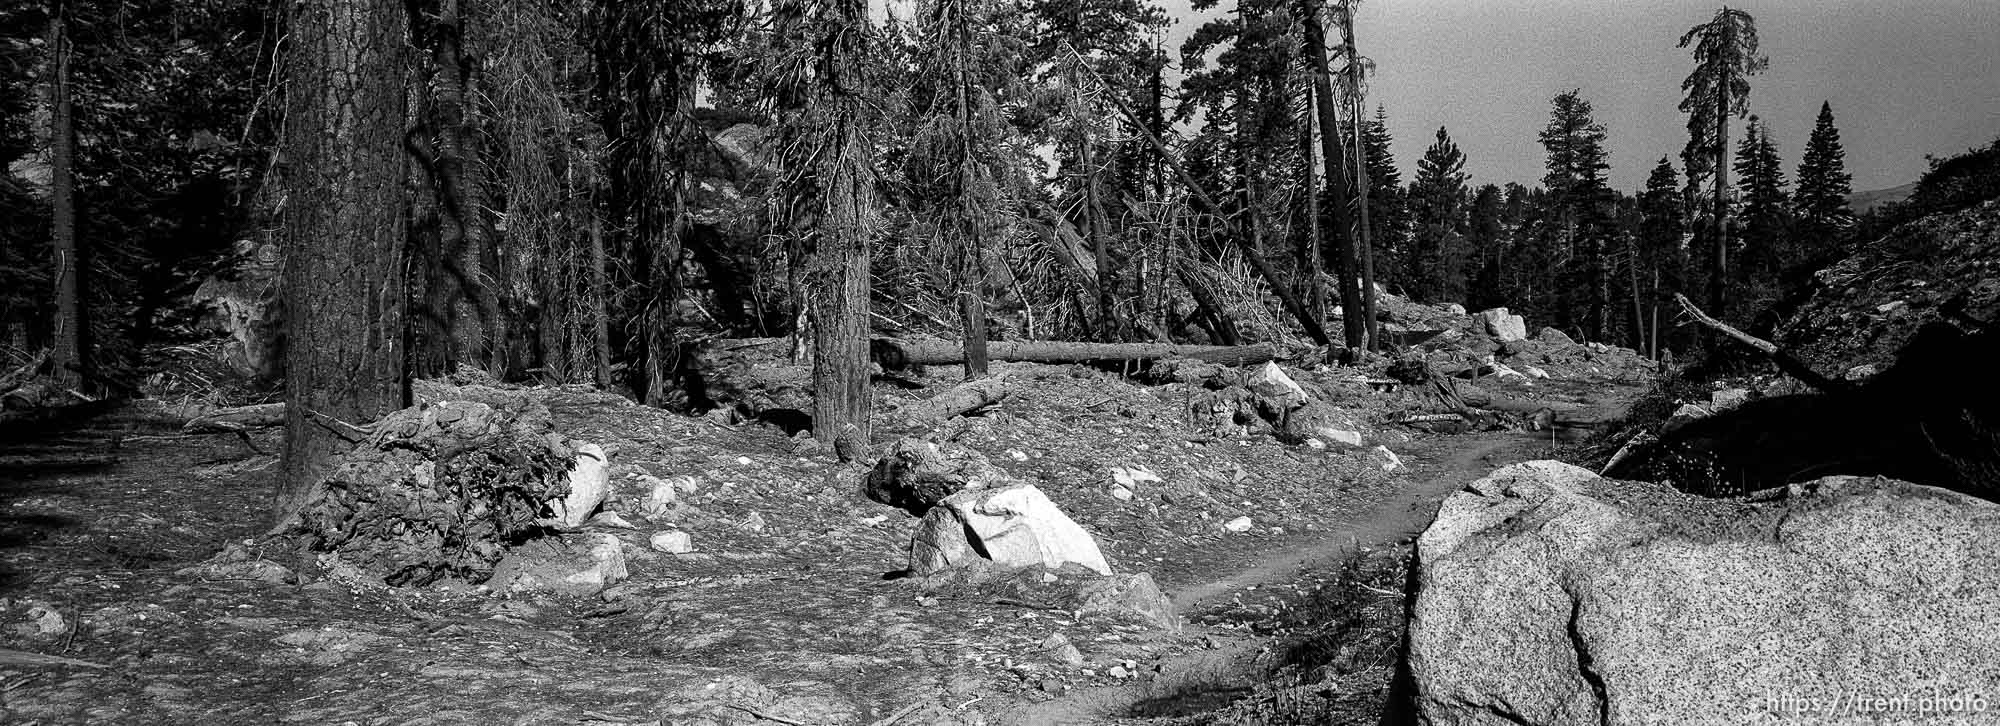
[0,364,1629,725]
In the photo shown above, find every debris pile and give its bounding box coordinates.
[287,389,600,586]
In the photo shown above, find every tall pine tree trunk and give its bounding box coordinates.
[280,0,410,519]
[47,0,82,391]
[1709,93,1730,323]
[428,0,502,375]
[1342,8,1380,350]
[1304,6,1364,349]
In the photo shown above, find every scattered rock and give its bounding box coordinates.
[1475,307,1528,342]
[1222,516,1253,533]
[1075,572,1180,632]
[587,511,637,529]
[1245,362,1308,409]
[1110,465,1162,491]
[638,474,677,518]
[1532,327,1574,345]
[1662,403,1712,433]
[908,484,1112,576]
[1411,462,2000,726]
[865,437,1010,516]
[1708,388,1751,410]
[176,541,296,585]
[649,530,694,554]
[1522,365,1551,380]
[740,511,766,533]
[273,626,388,666]
[10,602,66,640]
[1371,445,1403,472]
[548,443,608,528]
[486,532,628,596]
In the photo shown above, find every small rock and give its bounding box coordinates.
[548,443,609,528]
[1109,486,1134,501]
[1317,428,1363,447]
[1443,303,1467,315]
[639,475,678,518]
[1246,362,1309,408]
[1110,465,1162,490]
[588,511,637,529]
[487,532,628,597]
[1523,365,1551,380]
[908,484,1112,576]
[673,476,700,495]
[1876,300,1906,313]
[741,511,766,532]
[1054,644,1086,665]
[1108,665,1130,678]
[1709,388,1751,410]
[1304,438,1327,451]
[1223,516,1254,533]
[859,514,888,526]
[1373,445,1404,472]
[1008,449,1029,461]
[1040,632,1071,650]
[16,603,65,639]
[1040,678,1068,695]
[1476,307,1528,342]
[649,530,694,554]
[735,456,753,466]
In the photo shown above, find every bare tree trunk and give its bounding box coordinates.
[1302,93,1326,319]
[47,0,82,391]
[1304,6,1365,349]
[280,0,411,520]
[428,0,503,375]
[1709,91,1731,326]
[1081,140,1116,342]
[1342,9,1380,350]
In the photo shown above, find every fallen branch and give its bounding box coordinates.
[868,701,928,726]
[184,402,286,433]
[0,648,107,669]
[1673,293,1852,394]
[725,703,809,726]
[0,350,48,395]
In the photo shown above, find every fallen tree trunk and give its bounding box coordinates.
[900,375,1008,425]
[876,339,1281,368]
[1674,293,1852,394]
[0,351,48,396]
[184,402,287,433]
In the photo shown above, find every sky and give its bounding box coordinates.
[1154,0,2000,193]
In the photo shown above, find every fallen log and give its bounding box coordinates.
[1673,293,1852,394]
[874,339,1281,368]
[184,402,287,433]
[900,375,1008,425]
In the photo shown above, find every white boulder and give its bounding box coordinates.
[909,484,1111,576]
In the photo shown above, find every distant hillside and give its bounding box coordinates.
[1848,182,1917,215]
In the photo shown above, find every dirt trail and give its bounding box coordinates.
[997,432,1551,725]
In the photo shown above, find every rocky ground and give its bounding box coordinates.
[0,303,1654,725]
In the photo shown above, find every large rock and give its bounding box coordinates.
[546,443,608,528]
[1410,461,2000,726]
[909,484,1111,576]
[487,532,628,597]
[1475,307,1528,342]
[865,437,1011,516]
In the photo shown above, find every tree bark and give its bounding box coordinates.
[1340,7,1380,350]
[874,338,1281,367]
[1304,6,1365,349]
[1709,89,1731,325]
[280,0,411,519]
[47,0,82,392]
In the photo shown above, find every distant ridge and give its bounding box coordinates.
[1848,182,1917,215]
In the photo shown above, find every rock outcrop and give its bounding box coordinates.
[1410,461,2000,726]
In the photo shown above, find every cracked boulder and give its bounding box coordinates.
[909,484,1111,576]
[1409,461,2000,726]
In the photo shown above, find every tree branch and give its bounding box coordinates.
[1673,293,1853,394]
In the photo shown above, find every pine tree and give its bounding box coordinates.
[1733,116,1789,294]
[1637,158,1689,356]
[1353,107,1407,290]
[1405,126,1468,303]
[1538,89,1616,340]
[1678,7,1766,323]
[1794,101,1854,241]
[1465,184,1506,310]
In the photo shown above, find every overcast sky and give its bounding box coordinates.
[1155,0,2000,192]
